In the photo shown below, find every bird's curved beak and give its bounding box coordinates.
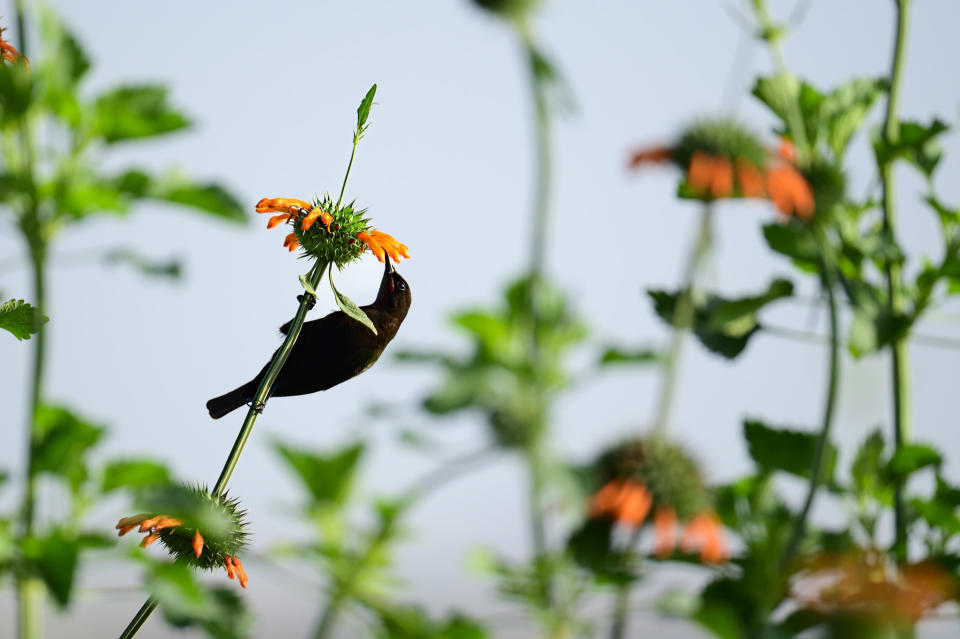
[383,252,395,275]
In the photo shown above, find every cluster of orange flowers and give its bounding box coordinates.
[791,551,956,624]
[255,197,409,262]
[629,141,815,220]
[0,25,26,66]
[589,479,728,564]
[116,513,248,589]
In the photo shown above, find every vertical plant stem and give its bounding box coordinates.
[881,0,911,564]
[118,261,328,639]
[779,228,840,568]
[336,135,360,209]
[312,591,344,639]
[650,204,713,437]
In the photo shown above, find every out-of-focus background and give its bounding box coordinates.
[2,1,959,636]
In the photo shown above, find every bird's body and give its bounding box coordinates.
[206,258,411,419]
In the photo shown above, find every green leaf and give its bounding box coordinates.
[650,279,794,359]
[762,222,820,270]
[850,430,886,496]
[298,273,317,297]
[743,420,836,481]
[22,530,80,608]
[0,299,48,341]
[0,60,35,124]
[149,562,253,639]
[92,85,190,143]
[886,443,942,479]
[752,74,822,146]
[273,440,365,505]
[32,405,106,491]
[103,248,182,280]
[101,459,171,493]
[820,77,887,156]
[357,83,377,129]
[873,119,949,178]
[567,518,633,584]
[598,346,661,366]
[329,268,377,334]
[149,175,246,222]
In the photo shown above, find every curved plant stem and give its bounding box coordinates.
[336,135,359,210]
[118,261,329,639]
[779,228,840,568]
[881,0,911,565]
[650,204,713,437]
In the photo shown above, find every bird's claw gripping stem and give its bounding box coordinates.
[296,293,317,310]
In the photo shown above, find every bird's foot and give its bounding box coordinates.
[297,293,316,310]
[248,401,265,415]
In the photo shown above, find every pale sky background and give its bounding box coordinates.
[1,1,959,637]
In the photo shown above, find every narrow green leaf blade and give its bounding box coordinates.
[357,84,377,129]
[0,299,48,341]
[93,85,190,143]
[329,269,377,334]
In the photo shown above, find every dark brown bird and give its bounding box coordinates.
[206,255,411,419]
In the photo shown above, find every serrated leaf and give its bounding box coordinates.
[93,85,190,143]
[113,170,245,223]
[0,299,48,340]
[886,443,942,478]
[357,84,377,129]
[873,118,949,178]
[22,530,80,608]
[32,405,106,491]
[329,268,376,334]
[744,420,836,480]
[821,77,887,157]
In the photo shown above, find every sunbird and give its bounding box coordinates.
[206,255,411,419]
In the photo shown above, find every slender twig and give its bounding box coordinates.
[779,228,841,568]
[880,0,912,564]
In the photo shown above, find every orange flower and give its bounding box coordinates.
[628,145,674,168]
[357,230,411,263]
[653,507,677,558]
[792,551,956,623]
[765,165,815,220]
[224,556,248,589]
[589,479,653,527]
[679,512,728,564]
[0,26,27,66]
[735,159,766,198]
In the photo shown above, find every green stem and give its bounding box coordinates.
[118,262,328,639]
[650,204,713,437]
[312,591,344,639]
[336,135,359,210]
[881,0,911,565]
[608,528,642,639]
[779,228,840,568]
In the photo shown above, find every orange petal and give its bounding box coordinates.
[233,557,248,589]
[628,145,674,168]
[140,532,160,548]
[616,483,652,527]
[192,530,204,558]
[357,232,385,262]
[256,197,313,214]
[283,233,300,252]
[154,516,183,531]
[370,231,402,262]
[765,166,815,220]
[736,159,766,198]
[138,516,162,532]
[679,513,713,554]
[653,507,677,558]
[267,213,292,229]
[116,514,150,536]
[224,556,236,580]
[301,207,326,231]
[589,480,623,519]
[687,152,713,192]
[777,137,796,162]
[709,157,734,198]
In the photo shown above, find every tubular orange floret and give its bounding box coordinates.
[116,514,151,536]
[766,165,815,220]
[736,158,767,198]
[301,207,332,231]
[617,482,653,527]
[357,231,385,262]
[370,230,410,260]
[653,507,678,558]
[777,137,797,162]
[628,145,674,168]
[680,512,728,564]
[709,156,734,198]
[256,197,313,214]
[267,213,292,229]
[233,557,248,589]
[140,532,160,548]
[686,151,714,192]
[224,556,236,580]
[283,233,300,252]
[192,530,204,558]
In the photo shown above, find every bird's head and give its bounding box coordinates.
[374,254,412,317]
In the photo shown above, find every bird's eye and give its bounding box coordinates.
[396,280,407,291]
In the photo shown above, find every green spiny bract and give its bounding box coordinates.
[145,484,250,570]
[674,119,770,170]
[294,194,371,268]
[593,436,709,521]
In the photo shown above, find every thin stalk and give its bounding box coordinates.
[312,591,345,639]
[779,228,841,568]
[608,528,642,639]
[880,0,911,564]
[336,135,359,209]
[650,204,713,437]
[118,261,329,639]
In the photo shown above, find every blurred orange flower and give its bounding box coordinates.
[792,551,956,623]
[0,25,26,66]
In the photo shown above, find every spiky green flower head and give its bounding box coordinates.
[126,484,250,571]
[673,119,770,171]
[295,195,371,268]
[593,436,709,521]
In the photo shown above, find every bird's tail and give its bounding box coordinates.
[206,382,256,420]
